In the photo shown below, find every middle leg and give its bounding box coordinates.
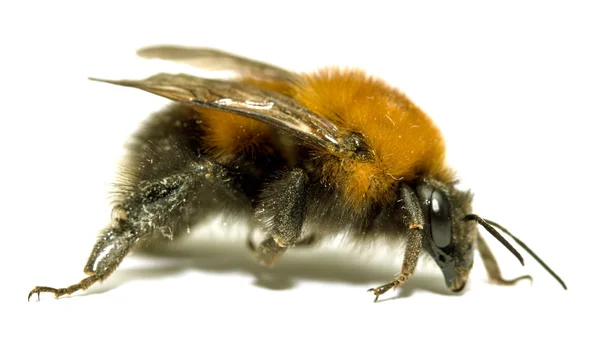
[252,169,309,266]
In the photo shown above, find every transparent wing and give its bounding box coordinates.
[137,46,298,83]
[91,73,340,149]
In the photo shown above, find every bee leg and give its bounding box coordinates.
[368,184,424,302]
[29,155,247,301]
[247,232,316,251]
[28,219,138,301]
[477,235,532,285]
[28,231,134,303]
[28,275,100,302]
[367,228,421,302]
[253,169,308,267]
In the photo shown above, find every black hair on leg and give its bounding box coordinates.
[252,169,308,266]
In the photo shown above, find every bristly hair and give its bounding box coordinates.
[109,104,205,205]
[291,68,454,210]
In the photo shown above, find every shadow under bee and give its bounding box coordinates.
[82,235,453,300]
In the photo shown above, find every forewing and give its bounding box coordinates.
[91,74,340,149]
[137,46,298,83]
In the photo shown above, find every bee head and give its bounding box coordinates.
[415,179,477,292]
[413,178,566,292]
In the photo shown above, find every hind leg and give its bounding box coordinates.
[28,156,248,300]
[29,105,250,300]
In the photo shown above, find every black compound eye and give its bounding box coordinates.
[430,189,452,248]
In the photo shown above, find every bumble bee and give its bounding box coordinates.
[28,46,566,302]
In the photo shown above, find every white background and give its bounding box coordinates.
[3,1,598,352]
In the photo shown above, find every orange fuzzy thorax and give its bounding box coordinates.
[293,68,452,208]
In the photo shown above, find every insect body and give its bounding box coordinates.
[28,46,566,302]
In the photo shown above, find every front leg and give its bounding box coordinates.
[368,184,424,302]
[477,234,532,285]
[252,169,308,266]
